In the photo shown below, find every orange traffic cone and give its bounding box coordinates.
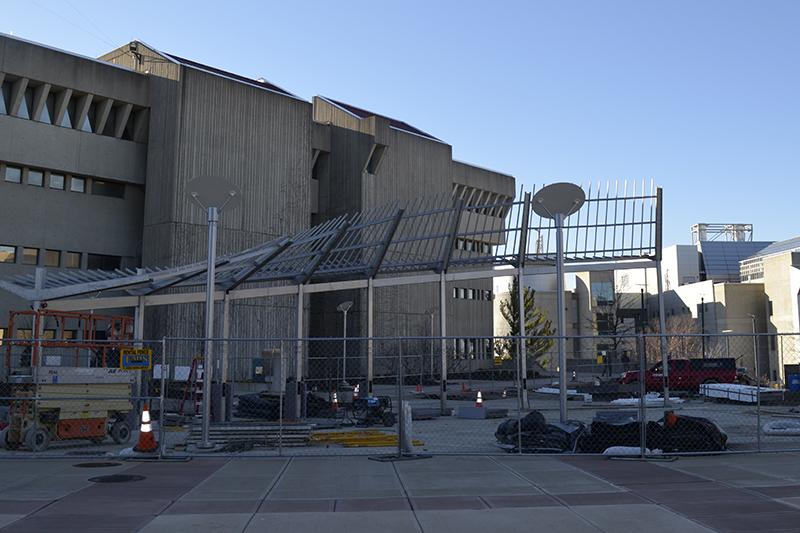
[332,392,339,411]
[475,390,483,408]
[134,404,157,453]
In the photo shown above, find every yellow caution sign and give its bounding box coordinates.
[120,348,153,370]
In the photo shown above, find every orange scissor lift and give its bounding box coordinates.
[1,310,136,451]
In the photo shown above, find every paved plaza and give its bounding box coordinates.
[2,453,800,532]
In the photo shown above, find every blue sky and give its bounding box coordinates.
[5,0,798,246]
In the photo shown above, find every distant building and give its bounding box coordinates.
[740,237,800,379]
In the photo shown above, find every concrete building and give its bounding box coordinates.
[741,237,800,380]
[0,35,515,359]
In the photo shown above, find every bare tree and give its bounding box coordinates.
[645,314,702,362]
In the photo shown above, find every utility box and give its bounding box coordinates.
[251,349,284,393]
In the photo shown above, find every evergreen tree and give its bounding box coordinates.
[495,277,555,363]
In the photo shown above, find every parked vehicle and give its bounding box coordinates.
[619,358,737,391]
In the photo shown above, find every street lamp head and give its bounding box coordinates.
[187,175,241,212]
[531,182,586,219]
[337,301,353,313]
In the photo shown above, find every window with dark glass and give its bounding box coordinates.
[0,80,10,114]
[0,245,15,263]
[44,250,60,267]
[16,86,33,119]
[62,95,76,128]
[591,281,615,306]
[64,251,81,269]
[40,93,54,124]
[365,144,386,174]
[49,173,65,190]
[87,254,121,270]
[4,166,22,183]
[27,169,44,187]
[22,248,39,265]
[596,313,615,336]
[70,176,85,193]
[91,180,125,199]
[81,101,96,133]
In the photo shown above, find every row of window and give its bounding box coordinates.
[2,162,126,198]
[454,238,492,254]
[0,245,122,270]
[452,287,493,301]
[452,338,494,360]
[0,74,148,142]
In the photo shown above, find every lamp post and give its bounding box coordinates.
[337,301,353,386]
[701,297,706,358]
[426,308,436,379]
[188,176,240,449]
[532,183,586,423]
[748,313,761,450]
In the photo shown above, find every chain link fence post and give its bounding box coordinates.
[637,333,647,458]
[158,337,167,459]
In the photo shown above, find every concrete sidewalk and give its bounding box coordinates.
[2,453,800,532]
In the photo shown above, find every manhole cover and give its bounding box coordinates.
[88,474,145,483]
[73,462,122,468]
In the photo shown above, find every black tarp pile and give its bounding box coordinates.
[495,411,585,453]
[495,410,727,454]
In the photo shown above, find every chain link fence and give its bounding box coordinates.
[3,333,800,457]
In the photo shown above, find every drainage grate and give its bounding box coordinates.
[73,462,122,468]
[88,474,145,483]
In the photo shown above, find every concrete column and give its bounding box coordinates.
[655,260,669,405]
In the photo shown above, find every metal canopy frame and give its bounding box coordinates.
[1,182,662,307]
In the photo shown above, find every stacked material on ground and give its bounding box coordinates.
[185,422,312,448]
[700,383,784,404]
[312,429,424,448]
[610,393,684,406]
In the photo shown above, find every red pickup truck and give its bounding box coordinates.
[619,358,738,391]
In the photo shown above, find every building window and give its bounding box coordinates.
[87,254,121,270]
[22,247,39,265]
[91,180,125,199]
[64,251,81,269]
[0,80,10,114]
[81,101,96,133]
[365,144,387,174]
[596,313,615,336]
[44,249,60,267]
[4,165,22,183]
[70,176,85,193]
[63,95,76,129]
[16,86,33,119]
[591,281,614,306]
[27,169,44,187]
[40,93,55,124]
[0,245,15,263]
[49,173,65,190]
